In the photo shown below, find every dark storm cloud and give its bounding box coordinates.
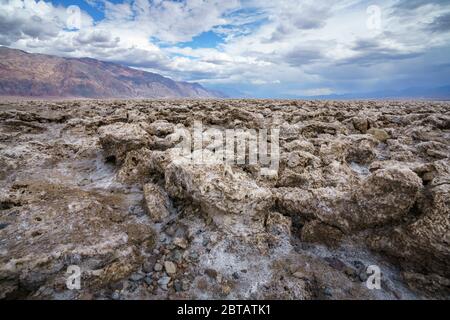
[426,12,450,33]
[337,39,423,67]
[283,47,325,66]
[340,51,421,67]
[268,20,326,42]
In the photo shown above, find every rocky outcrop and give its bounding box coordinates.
[368,180,450,279]
[275,166,422,232]
[164,150,273,237]
[98,123,153,164]
[143,183,170,223]
[0,181,156,299]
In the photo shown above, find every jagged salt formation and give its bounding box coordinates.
[0,99,448,299]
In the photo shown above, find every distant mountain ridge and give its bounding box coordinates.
[302,86,450,100]
[0,47,224,99]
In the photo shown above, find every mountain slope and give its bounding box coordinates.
[0,47,223,99]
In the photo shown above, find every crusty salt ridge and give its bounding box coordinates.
[0,99,449,299]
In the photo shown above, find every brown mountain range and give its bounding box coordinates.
[0,46,223,99]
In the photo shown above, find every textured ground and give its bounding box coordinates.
[0,99,449,300]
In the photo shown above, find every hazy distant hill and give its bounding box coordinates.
[0,47,224,99]
[302,86,450,100]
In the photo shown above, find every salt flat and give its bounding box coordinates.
[0,99,448,299]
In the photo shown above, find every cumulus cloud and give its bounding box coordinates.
[95,0,240,43]
[0,0,94,44]
[0,1,62,44]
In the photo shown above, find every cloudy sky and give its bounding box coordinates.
[1,0,450,97]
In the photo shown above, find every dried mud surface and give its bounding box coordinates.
[0,99,449,300]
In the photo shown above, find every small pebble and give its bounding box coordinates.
[158,276,171,285]
[158,276,171,290]
[173,237,188,249]
[154,263,163,272]
[353,260,365,272]
[189,252,199,260]
[343,266,357,279]
[111,291,120,300]
[129,272,145,281]
[164,261,177,275]
[323,287,333,297]
[205,268,218,279]
[142,260,155,273]
[144,276,153,285]
[171,250,183,263]
[221,284,231,296]
[174,280,182,292]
